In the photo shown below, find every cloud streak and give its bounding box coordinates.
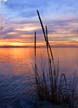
[0,18,78,43]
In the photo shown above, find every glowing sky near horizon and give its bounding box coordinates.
[0,0,78,46]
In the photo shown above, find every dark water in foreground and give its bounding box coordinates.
[0,47,78,107]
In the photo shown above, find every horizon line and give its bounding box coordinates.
[0,45,78,48]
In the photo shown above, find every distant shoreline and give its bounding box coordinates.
[0,46,78,48]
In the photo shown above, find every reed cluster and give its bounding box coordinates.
[34,10,77,107]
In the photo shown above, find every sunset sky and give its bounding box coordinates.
[0,0,78,46]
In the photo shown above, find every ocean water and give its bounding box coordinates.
[0,47,78,107]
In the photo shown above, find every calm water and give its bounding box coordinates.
[0,47,78,105]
